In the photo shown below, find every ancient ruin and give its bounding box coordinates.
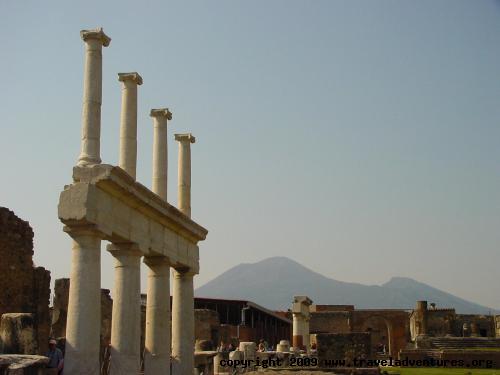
[57,28,207,374]
[0,23,499,375]
[291,296,312,353]
[0,208,51,356]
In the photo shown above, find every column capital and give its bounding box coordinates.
[174,133,195,144]
[106,242,142,256]
[118,72,143,85]
[150,108,172,120]
[143,255,171,268]
[80,27,111,47]
[173,266,197,277]
[63,224,100,238]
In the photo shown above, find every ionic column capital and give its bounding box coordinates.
[150,108,172,120]
[174,133,196,144]
[80,27,111,46]
[118,72,143,85]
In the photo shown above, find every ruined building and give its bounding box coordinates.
[0,207,51,355]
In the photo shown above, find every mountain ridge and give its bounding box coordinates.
[195,256,496,314]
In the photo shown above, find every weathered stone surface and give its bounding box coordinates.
[51,278,113,351]
[0,208,51,355]
[195,309,220,346]
[316,333,371,367]
[0,314,38,355]
[0,354,49,373]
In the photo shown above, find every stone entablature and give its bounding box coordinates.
[59,164,206,272]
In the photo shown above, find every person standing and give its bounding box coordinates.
[46,338,64,374]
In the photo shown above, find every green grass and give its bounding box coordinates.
[383,368,500,375]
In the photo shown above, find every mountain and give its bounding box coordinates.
[195,257,496,314]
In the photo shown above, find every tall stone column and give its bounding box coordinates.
[118,72,143,179]
[64,226,102,374]
[107,244,142,374]
[171,268,195,374]
[292,313,304,350]
[151,108,173,201]
[78,28,111,167]
[143,257,171,375]
[175,133,196,217]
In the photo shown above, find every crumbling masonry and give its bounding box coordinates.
[0,207,51,355]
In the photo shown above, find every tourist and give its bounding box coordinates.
[258,339,266,352]
[46,338,64,374]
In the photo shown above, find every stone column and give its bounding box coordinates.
[304,316,311,353]
[77,28,111,167]
[107,243,142,374]
[151,108,172,201]
[416,300,428,336]
[292,313,304,350]
[143,256,171,375]
[171,268,195,374]
[118,72,143,179]
[175,133,196,217]
[64,226,101,374]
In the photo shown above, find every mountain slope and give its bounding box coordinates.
[195,257,495,314]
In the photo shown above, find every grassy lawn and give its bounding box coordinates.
[383,368,500,375]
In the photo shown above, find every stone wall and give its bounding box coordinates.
[454,314,495,337]
[409,304,496,339]
[315,333,371,366]
[51,278,113,348]
[310,311,351,334]
[194,309,220,346]
[0,207,51,354]
[310,306,409,357]
[495,316,500,338]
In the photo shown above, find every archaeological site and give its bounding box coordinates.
[0,18,498,375]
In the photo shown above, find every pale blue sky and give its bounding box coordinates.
[1,1,499,308]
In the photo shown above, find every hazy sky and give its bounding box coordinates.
[1,1,499,309]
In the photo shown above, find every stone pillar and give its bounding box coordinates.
[304,316,311,353]
[416,301,428,336]
[143,256,171,375]
[171,268,195,374]
[292,313,304,350]
[151,108,173,201]
[291,296,312,353]
[77,28,111,167]
[64,227,101,374]
[175,133,196,217]
[118,72,143,179]
[107,243,142,374]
